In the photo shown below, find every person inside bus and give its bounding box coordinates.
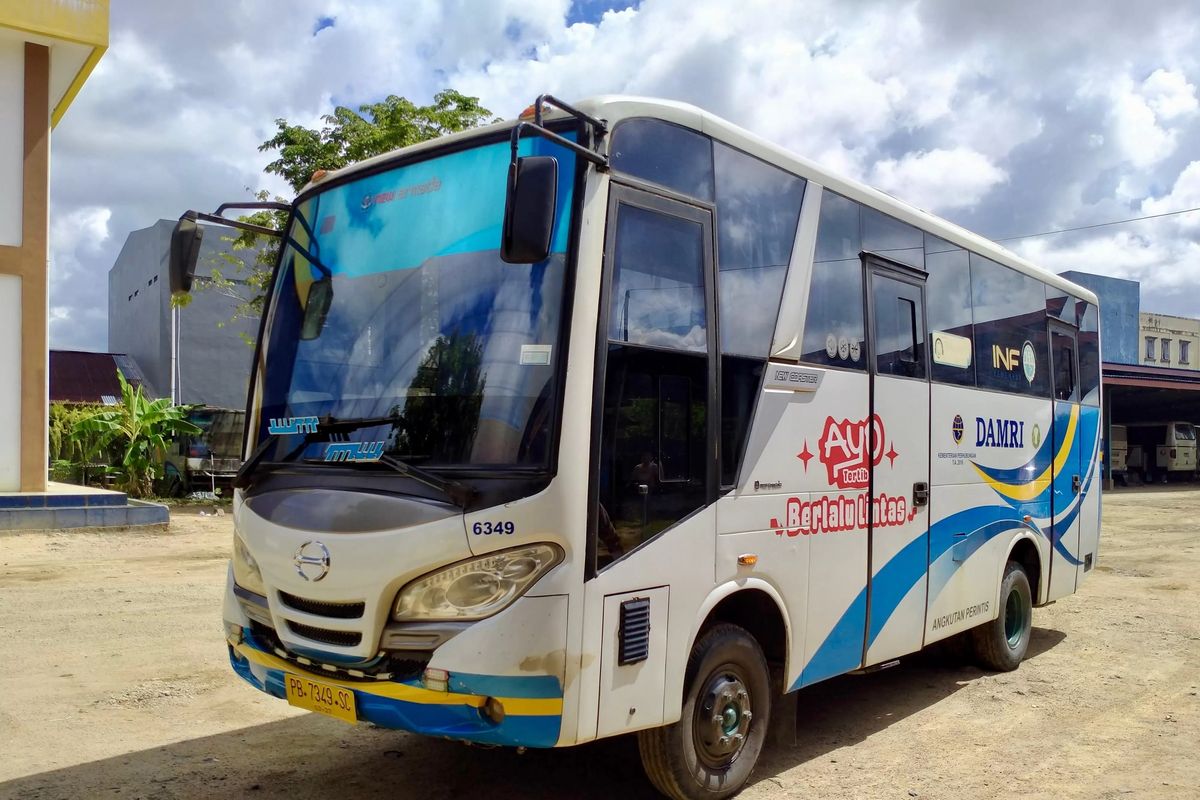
[632,451,661,491]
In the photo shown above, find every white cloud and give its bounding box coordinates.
[1141,68,1199,121]
[870,147,1008,212]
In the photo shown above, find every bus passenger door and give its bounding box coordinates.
[864,260,931,666]
[1047,323,1082,599]
[581,183,718,740]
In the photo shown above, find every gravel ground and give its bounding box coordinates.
[0,489,1197,799]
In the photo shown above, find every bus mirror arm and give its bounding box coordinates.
[170,202,287,296]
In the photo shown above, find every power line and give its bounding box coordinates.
[993,204,1200,242]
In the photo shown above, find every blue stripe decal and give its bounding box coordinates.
[797,589,866,687]
[866,533,930,645]
[448,672,563,699]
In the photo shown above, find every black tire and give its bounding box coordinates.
[638,623,771,800]
[971,561,1033,671]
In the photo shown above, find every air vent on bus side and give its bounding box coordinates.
[618,597,652,665]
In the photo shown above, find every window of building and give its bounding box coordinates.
[1146,336,1157,361]
[1162,338,1172,363]
[1181,340,1190,365]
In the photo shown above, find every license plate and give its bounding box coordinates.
[284,673,357,724]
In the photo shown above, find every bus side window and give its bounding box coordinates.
[799,191,866,370]
[971,254,1051,398]
[1078,302,1101,406]
[924,235,975,386]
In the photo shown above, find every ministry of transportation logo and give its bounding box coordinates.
[1022,340,1037,384]
[952,414,964,444]
[294,540,331,582]
[1032,423,1042,448]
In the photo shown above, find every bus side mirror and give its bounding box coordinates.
[501,156,558,264]
[169,213,204,295]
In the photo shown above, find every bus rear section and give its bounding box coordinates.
[173,96,1102,800]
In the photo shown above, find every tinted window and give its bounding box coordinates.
[611,119,714,202]
[971,255,1050,397]
[800,192,866,369]
[871,272,926,379]
[1078,302,1100,404]
[714,142,806,357]
[863,207,924,269]
[721,355,763,486]
[1045,286,1077,323]
[924,235,975,386]
[1051,330,1078,402]
[596,345,708,570]
[609,204,707,353]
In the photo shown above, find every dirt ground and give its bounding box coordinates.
[1,489,1197,800]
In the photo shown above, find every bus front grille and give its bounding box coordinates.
[286,620,363,648]
[278,591,365,620]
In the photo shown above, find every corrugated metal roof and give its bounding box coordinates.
[49,350,151,404]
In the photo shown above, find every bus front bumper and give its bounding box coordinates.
[226,628,563,748]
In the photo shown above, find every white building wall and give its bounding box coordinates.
[0,38,23,247]
[0,274,21,489]
[1140,312,1200,371]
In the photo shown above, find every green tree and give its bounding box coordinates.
[72,370,202,498]
[197,90,496,325]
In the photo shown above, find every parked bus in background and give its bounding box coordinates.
[1125,421,1196,483]
[161,407,245,497]
[170,95,1103,800]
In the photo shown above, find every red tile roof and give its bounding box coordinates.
[49,350,151,404]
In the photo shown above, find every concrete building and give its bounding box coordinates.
[1140,312,1200,370]
[0,2,108,491]
[108,219,259,410]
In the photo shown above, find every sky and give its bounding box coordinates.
[49,0,1200,351]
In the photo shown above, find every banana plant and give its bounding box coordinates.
[72,370,202,498]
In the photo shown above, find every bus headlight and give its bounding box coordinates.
[232,532,267,597]
[392,544,563,622]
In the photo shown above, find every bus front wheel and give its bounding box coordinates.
[637,623,771,800]
[971,561,1033,671]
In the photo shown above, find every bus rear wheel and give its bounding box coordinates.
[638,623,771,800]
[971,561,1032,671]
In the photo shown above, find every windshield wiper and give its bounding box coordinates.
[373,454,476,508]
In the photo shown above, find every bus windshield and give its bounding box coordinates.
[252,133,578,470]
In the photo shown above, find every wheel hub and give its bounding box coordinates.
[1004,587,1027,648]
[694,670,752,768]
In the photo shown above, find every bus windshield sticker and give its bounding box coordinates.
[519,344,553,366]
[324,441,385,463]
[268,416,320,435]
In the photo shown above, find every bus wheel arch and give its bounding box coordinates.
[694,583,790,675]
[1006,535,1044,607]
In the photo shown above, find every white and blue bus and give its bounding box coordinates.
[171,95,1102,799]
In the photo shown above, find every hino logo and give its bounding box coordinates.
[294,540,331,582]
